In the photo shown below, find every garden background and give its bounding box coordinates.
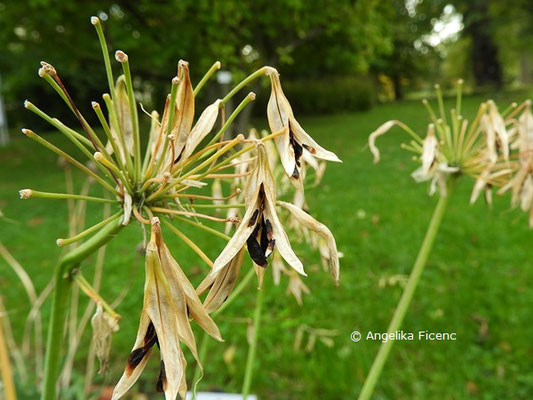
[1,1,533,399]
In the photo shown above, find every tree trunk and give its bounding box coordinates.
[392,74,403,101]
[464,3,503,88]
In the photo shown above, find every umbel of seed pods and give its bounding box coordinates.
[18,16,342,399]
[369,82,533,227]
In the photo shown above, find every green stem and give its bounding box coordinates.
[206,93,255,147]
[192,268,255,399]
[221,67,268,105]
[119,57,141,183]
[241,287,264,399]
[41,220,124,400]
[358,180,454,400]
[194,61,221,96]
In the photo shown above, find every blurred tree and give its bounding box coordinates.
[0,0,391,128]
[369,0,440,100]
[424,0,533,88]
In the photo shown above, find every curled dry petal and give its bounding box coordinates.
[266,67,340,180]
[487,100,509,160]
[368,120,402,163]
[173,61,195,159]
[91,303,119,374]
[286,272,311,306]
[180,99,221,161]
[196,248,244,314]
[278,201,339,285]
[420,125,437,176]
[122,192,132,225]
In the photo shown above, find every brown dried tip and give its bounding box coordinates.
[19,189,33,199]
[115,50,128,63]
[40,61,56,76]
[151,217,160,226]
[171,76,179,86]
[90,16,100,25]
[21,128,33,137]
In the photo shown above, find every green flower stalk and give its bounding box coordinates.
[19,16,342,400]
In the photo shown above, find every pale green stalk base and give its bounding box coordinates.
[241,286,264,400]
[192,268,255,400]
[358,181,454,400]
[41,220,124,400]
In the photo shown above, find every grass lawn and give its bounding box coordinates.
[2,92,533,400]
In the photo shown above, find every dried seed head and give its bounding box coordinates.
[115,50,128,63]
[19,189,33,199]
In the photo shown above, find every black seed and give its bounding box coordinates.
[248,209,259,227]
[126,348,146,375]
[290,130,303,167]
[264,219,273,240]
[247,233,267,267]
[291,165,300,179]
[260,218,269,254]
[144,322,157,348]
[302,143,316,154]
[156,360,167,392]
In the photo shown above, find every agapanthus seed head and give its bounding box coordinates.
[19,189,33,199]
[115,50,128,63]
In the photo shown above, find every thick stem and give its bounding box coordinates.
[358,181,454,400]
[241,287,264,399]
[41,220,124,400]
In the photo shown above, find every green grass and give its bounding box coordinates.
[2,93,533,399]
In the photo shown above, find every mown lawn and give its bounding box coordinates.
[1,92,533,400]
